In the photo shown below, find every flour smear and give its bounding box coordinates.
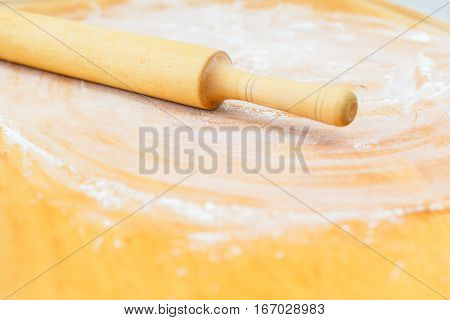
[0,0,449,245]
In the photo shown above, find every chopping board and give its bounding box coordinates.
[1,0,449,299]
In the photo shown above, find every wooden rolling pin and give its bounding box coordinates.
[0,8,358,126]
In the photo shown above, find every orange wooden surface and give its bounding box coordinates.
[0,0,449,299]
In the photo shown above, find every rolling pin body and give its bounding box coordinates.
[0,8,222,109]
[0,9,357,126]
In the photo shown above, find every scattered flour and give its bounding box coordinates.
[0,0,449,247]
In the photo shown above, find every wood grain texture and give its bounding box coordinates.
[0,0,449,299]
[5,0,127,18]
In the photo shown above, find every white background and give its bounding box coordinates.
[0,300,449,319]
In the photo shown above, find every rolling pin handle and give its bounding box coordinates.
[206,62,358,127]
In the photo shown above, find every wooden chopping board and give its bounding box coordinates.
[0,0,449,299]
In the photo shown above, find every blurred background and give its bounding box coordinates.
[393,0,450,20]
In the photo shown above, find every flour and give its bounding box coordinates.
[0,0,449,245]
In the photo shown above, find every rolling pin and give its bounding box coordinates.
[0,8,358,126]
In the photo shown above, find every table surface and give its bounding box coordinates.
[0,0,449,299]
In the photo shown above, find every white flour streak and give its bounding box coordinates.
[0,118,64,168]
